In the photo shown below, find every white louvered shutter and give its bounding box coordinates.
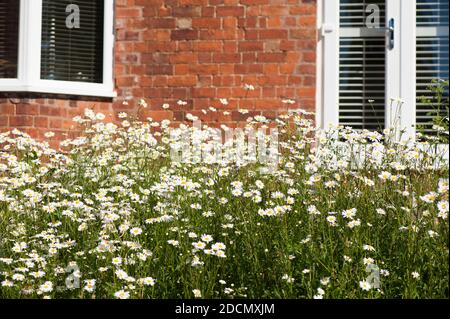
[416,0,449,134]
[40,0,104,83]
[339,0,386,130]
[0,0,19,79]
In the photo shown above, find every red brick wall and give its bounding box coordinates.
[0,0,317,145]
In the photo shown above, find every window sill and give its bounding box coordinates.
[318,140,449,167]
[0,81,117,98]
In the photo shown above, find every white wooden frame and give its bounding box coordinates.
[317,0,340,129]
[385,0,416,139]
[317,0,417,138]
[0,0,116,98]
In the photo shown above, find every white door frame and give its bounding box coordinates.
[385,0,416,139]
[316,0,340,130]
[317,0,417,139]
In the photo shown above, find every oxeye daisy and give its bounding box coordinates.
[437,200,449,213]
[114,290,130,299]
[320,277,330,286]
[359,280,372,291]
[215,250,227,258]
[326,216,337,226]
[192,289,202,298]
[12,274,25,281]
[282,274,295,283]
[212,242,226,251]
[140,277,156,286]
[167,240,179,247]
[420,192,438,203]
[39,281,53,293]
[363,257,375,265]
[112,257,123,266]
[363,245,375,252]
[378,171,392,181]
[192,241,206,250]
[244,83,255,90]
[188,232,197,238]
[129,227,143,236]
[1,280,14,287]
[83,279,96,293]
[201,234,213,243]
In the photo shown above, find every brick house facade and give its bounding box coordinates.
[0,0,317,145]
[1,0,448,147]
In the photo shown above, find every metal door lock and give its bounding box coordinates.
[370,18,395,50]
[386,18,395,50]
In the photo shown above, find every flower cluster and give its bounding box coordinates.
[0,98,448,299]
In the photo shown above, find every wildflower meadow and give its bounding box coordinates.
[0,99,448,299]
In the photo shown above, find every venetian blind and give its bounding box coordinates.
[416,0,449,134]
[339,0,386,131]
[0,0,19,79]
[40,0,104,83]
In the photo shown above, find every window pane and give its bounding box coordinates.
[339,37,386,131]
[0,0,20,79]
[340,0,386,28]
[339,0,386,131]
[416,0,449,135]
[417,0,449,27]
[40,0,104,83]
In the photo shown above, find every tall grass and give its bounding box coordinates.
[0,104,448,299]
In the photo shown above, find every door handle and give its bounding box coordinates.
[368,18,394,50]
[387,18,394,50]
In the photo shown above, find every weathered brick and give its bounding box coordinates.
[213,53,241,63]
[192,18,221,29]
[259,29,288,39]
[9,116,34,127]
[257,53,286,63]
[170,52,197,64]
[172,6,202,17]
[176,18,192,29]
[1,0,318,143]
[217,6,245,17]
[238,41,264,51]
[171,30,198,41]
[16,104,39,115]
[168,76,198,87]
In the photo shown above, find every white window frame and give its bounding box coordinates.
[0,0,116,98]
[317,0,421,139]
